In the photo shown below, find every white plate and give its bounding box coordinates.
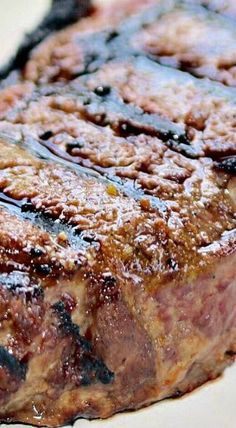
[0,1,235,427]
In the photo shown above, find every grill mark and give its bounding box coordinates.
[0,271,44,300]
[70,79,200,159]
[0,196,92,258]
[75,55,236,160]
[0,131,168,215]
[12,68,199,161]
[65,82,187,142]
[0,199,89,279]
[0,194,91,251]
[0,193,22,209]
[37,137,168,213]
[0,346,27,380]
[52,301,114,385]
[225,350,236,357]
[32,79,195,160]
[215,157,236,175]
[17,77,187,147]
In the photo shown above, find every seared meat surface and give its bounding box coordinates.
[0,0,235,426]
[22,0,236,86]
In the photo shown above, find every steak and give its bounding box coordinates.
[21,0,236,86]
[0,0,235,426]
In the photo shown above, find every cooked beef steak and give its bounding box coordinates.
[0,0,235,426]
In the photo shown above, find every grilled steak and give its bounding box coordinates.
[0,0,235,426]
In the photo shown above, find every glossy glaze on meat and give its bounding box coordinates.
[0,0,235,426]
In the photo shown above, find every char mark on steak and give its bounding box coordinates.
[52,301,114,386]
[0,346,27,380]
[216,156,236,175]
